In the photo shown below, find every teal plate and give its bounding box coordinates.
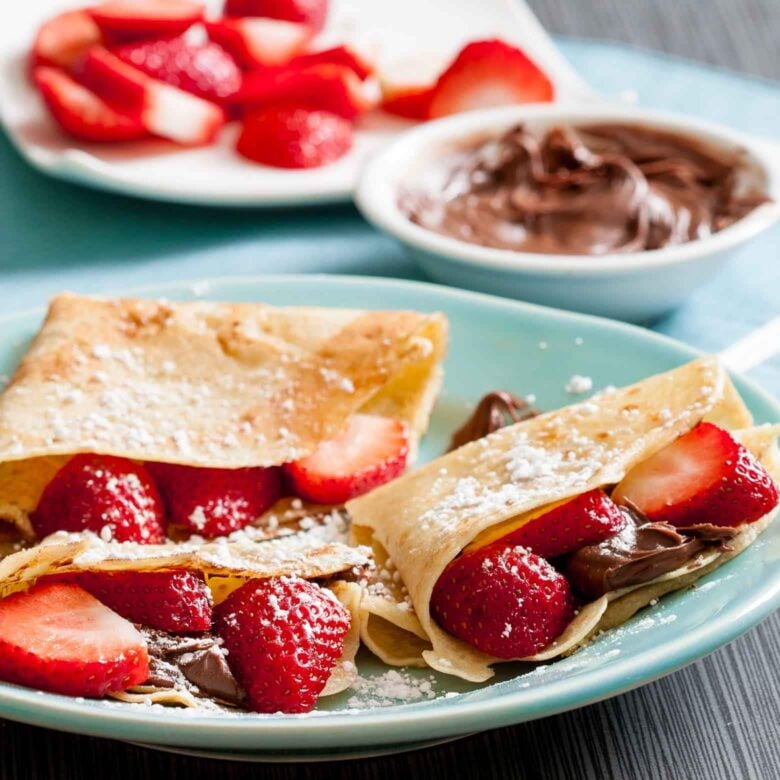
[0,275,778,761]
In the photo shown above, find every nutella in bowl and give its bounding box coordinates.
[401,122,770,255]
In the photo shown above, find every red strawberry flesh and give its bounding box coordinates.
[31,9,103,71]
[381,83,434,120]
[224,0,328,33]
[613,422,779,528]
[0,583,149,698]
[289,46,373,80]
[31,454,166,543]
[431,543,574,658]
[89,0,204,43]
[205,18,312,69]
[214,576,349,713]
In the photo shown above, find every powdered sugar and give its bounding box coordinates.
[345,670,438,709]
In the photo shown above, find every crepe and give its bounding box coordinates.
[347,357,780,682]
[0,293,447,540]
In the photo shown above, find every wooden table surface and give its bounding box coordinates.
[3,2,779,778]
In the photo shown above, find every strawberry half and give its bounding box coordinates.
[230,64,374,119]
[428,39,554,119]
[79,46,225,145]
[45,570,212,633]
[224,0,328,34]
[289,45,373,80]
[31,454,166,543]
[89,0,204,43]
[34,67,146,143]
[284,414,408,504]
[115,37,242,103]
[31,9,103,71]
[236,105,353,168]
[381,83,434,121]
[205,18,313,69]
[497,490,626,559]
[146,463,281,538]
[214,577,349,713]
[0,583,149,698]
[431,543,574,658]
[613,422,779,528]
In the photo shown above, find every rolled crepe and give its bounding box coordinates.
[0,293,447,542]
[347,358,780,682]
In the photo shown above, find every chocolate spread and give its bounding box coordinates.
[564,507,738,598]
[402,123,769,254]
[449,391,540,451]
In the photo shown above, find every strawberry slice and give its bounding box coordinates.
[493,490,626,559]
[205,18,313,69]
[79,46,225,145]
[31,9,103,71]
[89,0,204,43]
[236,104,353,168]
[428,39,554,119]
[44,570,212,633]
[230,64,374,119]
[146,463,281,538]
[289,45,373,80]
[284,414,408,504]
[0,583,149,698]
[31,454,165,543]
[381,83,434,120]
[431,543,574,658]
[34,67,147,143]
[613,422,780,528]
[224,0,328,34]
[115,37,242,103]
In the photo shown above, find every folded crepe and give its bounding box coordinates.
[0,529,370,707]
[347,357,780,682]
[0,293,447,544]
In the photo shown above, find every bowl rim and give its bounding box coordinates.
[356,104,780,276]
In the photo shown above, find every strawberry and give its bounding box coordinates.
[0,583,149,698]
[289,45,373,80]
[236,105,353,168]
[431,543,574,658]
[497,490,626,559]
[214,576,349,713]
[89,0,204,43]
[224,0,328,34]
[230,64,373,119]
[205,18,313,69]
[613,422,779,528]
[284,414,408,504]
[30,9,103,71]
[31,454,166,543]
[146,462,281,538]
[381,83,434,121]
[45,570,212,633]
[79,46,225,145]
[428,39,554,119]
[115,37,242,103]
[34,67,147,143]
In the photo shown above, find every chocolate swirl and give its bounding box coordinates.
[449,390,539,451]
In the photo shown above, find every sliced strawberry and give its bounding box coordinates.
[497,490,626,559]
[428,39,554,119]
[89,0,203,43]
[30,9,103,71]
[224,0,328,33]
[431,543,574,658]
[115,37,242,102]
[34,67,146,143]
[613,422,779,528]
[289,45,373,80]
[381,83,434,120]
[0,583,149,698]
[146,463,281,538]
[79,46,225,145]
[44,570,212,633]
[205,18,313,69]
[284,414,408,504]
[236,104,353,168]
[230,64,373,119]
[214,577,349,713]
[31,454,165,543]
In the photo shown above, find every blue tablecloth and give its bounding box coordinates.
[1,39,778,395]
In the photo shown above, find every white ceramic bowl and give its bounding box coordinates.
[356,105,780,322]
